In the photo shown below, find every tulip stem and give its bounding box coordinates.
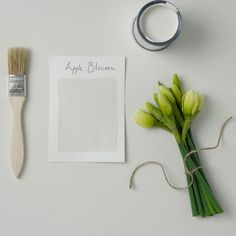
[135,75,223,217]
[177,141,223,216]
[186,130,210,187]
[182,116,193,142]
[173,103,184,127]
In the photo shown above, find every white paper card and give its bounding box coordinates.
[49,56,125,162]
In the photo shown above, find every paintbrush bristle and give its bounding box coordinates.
[8,47,29,75]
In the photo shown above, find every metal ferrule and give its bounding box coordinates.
[8,75,27,96]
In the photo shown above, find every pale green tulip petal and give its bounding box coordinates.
[159,85,175,103]
[157,94,173,117]
[171,84,182,104]
[182,90,205,117]
[153,93,159,106]
[192,92,199,115]
[183,90,195,115]
[172,74,181,91]
[146,102,167,125]
[182,93,185,111]
[134,110,157,128]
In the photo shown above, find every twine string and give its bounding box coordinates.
[129,116,233,190]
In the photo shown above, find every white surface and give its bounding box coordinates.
[0,0,236,235]
[49,56,125,162]
[142,4,179,42]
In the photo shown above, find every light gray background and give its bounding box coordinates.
[0,0,236,235]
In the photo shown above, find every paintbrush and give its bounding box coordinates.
[8,47,29,177]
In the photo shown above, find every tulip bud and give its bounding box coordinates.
[158,94,173,117]
[182,90,204,116]
[182,90,195,116]
[145,102,167,125]
[171,84,182,104]
[172,74,181,91]
[159,85,175,103]
[153,93,159,106]
[134,110,158,128]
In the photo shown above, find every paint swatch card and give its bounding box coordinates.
[49,56,125,162]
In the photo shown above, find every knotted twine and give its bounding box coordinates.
[129,116,233,190]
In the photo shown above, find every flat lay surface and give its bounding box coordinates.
[0,0,236,235]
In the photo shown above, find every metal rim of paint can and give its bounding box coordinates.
[132,0,183,51]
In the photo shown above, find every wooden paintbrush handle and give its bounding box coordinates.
[9,97,26,177]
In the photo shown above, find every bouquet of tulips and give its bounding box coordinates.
[134,74,223,217]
